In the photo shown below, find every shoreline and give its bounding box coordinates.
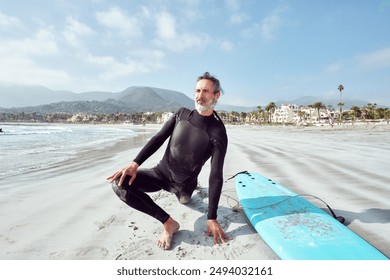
[0,124,161,180]
[0,124,389,260]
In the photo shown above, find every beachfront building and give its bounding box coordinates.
[271,104,300,124]
[68,113,97,123]
[299,106,316,124]
[295,106,335,125]
[159,111,174,123]
[269,104,337,125]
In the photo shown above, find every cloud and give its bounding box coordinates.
[0,12,23,29]
[153,11,210,53]
[0,27,58,57]
[95,7,142,38]
[0,11,75,88]
[225,0,241,11]
[0,25,73,87]
[325,63,344,74]
[218,39,234,51]
[225,0,249,25]
[155,11,176,40]
[128,49,165,59]
[229,12,249,25]
[0,2,232,92]
[261,12,283,41]
[322,47,390,78]
[354,47,390,70]
[241,5,288,42]
[84,49,165,82]
[63,17,95,47]
[0,55,71,87]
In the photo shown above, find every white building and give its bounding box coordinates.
[271,104,300,123]
[270,104,336,125]
[159,112,174,123]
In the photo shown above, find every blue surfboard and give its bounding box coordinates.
[235,171,389,260]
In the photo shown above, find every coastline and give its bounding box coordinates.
[0,123,389,260]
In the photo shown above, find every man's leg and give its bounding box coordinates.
[111,168,179,250]
[112,168,170,223]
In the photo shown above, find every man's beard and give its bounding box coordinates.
[195,98,218,112]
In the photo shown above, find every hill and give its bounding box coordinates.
[0,85,194,114]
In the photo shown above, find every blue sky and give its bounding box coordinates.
[0,0,389,107]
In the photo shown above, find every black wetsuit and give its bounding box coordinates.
[112,107,228,224]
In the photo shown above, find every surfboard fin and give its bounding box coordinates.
[325,204,346,224]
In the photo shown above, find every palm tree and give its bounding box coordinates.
[297,110,306,123]
[365,103,377,119]
[240,112,247,123]
[218,111,228,123]
[307,104,314,124]
[350,106,361,122]
[257,106,264,124]
[311,102,326,123]
[231,111,239,123]
[337,102,345,122]
[338,84,344,122]
[265,102,277,124]
[382,108,390,124]
[338,84,344,96]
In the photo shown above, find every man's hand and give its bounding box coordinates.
[107,161,139,186]
[206,219,231,245]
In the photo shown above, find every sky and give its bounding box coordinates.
[0,0,389,107]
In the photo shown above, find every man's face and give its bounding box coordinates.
[194,79,220,114]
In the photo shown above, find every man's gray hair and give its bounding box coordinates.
[197,72,224,95]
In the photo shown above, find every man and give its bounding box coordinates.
[107,72,230,250]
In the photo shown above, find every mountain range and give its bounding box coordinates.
[0,84,383,114]
[0,85,195,114]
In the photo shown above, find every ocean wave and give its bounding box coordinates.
[0,124,137,178]
[0,125,73,136]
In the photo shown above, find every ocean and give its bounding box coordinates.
[0,123,138,179]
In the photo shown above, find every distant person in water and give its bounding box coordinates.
[107,72,230,250]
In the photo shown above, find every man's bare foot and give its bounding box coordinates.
[157,217,180,250]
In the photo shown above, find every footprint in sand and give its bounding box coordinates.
[115,239,155,259]
[50,246,109,259]
[96,215,126,231]
[9,224,29,231]
[176,246,188,259]
[76,246,109,258]
[0,234,16,245]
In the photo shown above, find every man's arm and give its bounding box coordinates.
[207,131,228,220]
[107,110,178,185]
[206,126,229,244]
[133,112,177,165]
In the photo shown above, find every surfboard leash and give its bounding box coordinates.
[224,192,345,224]
[225,170,250,183]
[290,194,346,224]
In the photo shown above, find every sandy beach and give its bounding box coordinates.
[0,123,389,260]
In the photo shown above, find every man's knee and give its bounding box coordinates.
[176,192,191,204]
[111,178,128,202]
[170,181,195,204]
